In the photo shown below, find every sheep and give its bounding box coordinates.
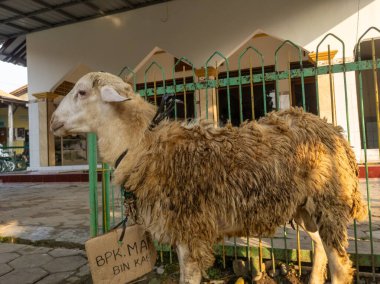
[50,71,367,284]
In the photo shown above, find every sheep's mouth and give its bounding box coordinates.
[51,122,64,133]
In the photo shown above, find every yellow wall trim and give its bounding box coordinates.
[308,50,338,63]
[33,92,60,100]
[195,66,217,78]
[253,33,268,38]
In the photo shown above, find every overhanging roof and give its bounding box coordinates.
[0,0,172,67]
[0,88,27,104]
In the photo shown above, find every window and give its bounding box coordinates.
[54,135,87,166]
[217,67,276,126]
[355,38,380,149]
[290,61,317,115]
[291,77,317,114]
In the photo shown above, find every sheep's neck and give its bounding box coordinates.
[96,98,156,166]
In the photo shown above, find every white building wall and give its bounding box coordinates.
[302,0,380,162]
[26,0,380,169]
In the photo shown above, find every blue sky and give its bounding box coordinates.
[0,61,27,93]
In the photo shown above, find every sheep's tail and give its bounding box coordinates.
[351,184,368,221]
[345,140,368,221]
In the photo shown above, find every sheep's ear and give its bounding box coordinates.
[100,85,130,102]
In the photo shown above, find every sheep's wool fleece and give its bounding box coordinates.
[114,107,367,270]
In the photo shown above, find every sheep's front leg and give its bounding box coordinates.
[176,243,202,284]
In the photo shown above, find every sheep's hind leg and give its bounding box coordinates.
[176,243,202,284]
[324,245,353,284]
[294,209,327,284]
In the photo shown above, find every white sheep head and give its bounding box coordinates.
[50,72,135,136]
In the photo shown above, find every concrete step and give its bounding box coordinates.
[0,171,101,183]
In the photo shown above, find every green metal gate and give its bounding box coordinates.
[87,27,380,281]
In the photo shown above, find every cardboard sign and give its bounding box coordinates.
[85,225,157,284]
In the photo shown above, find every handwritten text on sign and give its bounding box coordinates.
[85,225,157,284]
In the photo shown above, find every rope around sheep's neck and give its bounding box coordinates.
[114,93,182,170]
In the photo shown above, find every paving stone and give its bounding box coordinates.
[0,267,48,284]
[48,248,83,258]
[9,253,52,269]
[0,252,19,264]
[371,230,380,240]
[0,225,55,242]
[66,271,92,284]
[347,228,368,240]
[79,250,87,257]
[0,243,25,253]
[66,276,80,283]
[0,263,12,277]
[42,255,87,273]
[35,271,74,284]
[76,264,90,278]
[54,229,89,244]
[16,246,52,255]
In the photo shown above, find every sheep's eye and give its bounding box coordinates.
[77,90,86,97]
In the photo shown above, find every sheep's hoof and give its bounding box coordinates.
[252,272,263,281]
[232,259,249,276]
[209,280,224,284]
[279,263,288,276]
[268,269,279,278]
[201,269,210,280]
[227,276,252,284]
[155,265,165,275]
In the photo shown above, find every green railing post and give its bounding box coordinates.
[173,57,197,119]
[102,163,111,233]
[275,40,306,110]
[205,51,231,122]
[237,45,266,275]
[87,132,98,237]
[111,182,115,227]
[238,45,266,123]
[315,33,349,130]
[315,33,358,276]
[119,66,137,91]
[356,26,380,282]
[144,61,166,104]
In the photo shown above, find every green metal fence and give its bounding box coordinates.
[87,27,380,281]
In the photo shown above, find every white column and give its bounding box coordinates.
[196,67,218,125]
[28,101,40,170]
[8,104,13,147]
